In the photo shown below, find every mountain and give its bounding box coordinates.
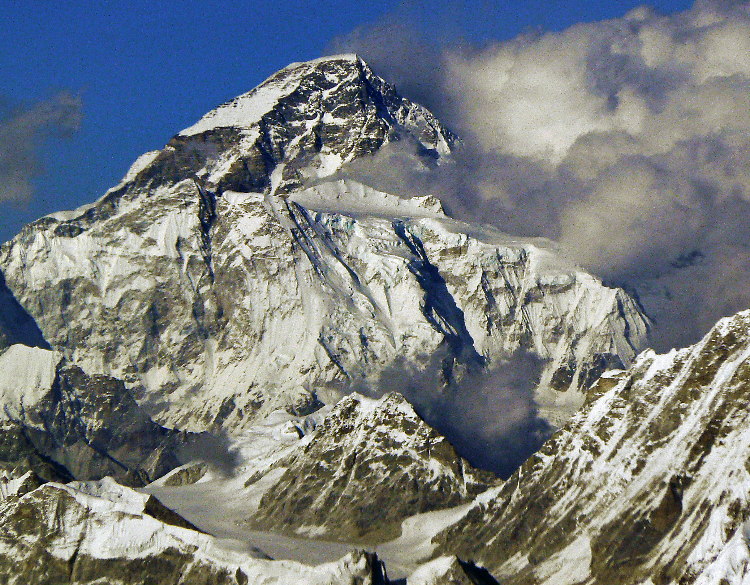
[429,308,750,585]
[0,344,192,486]
[9,295,750,582]
[0,54,676,584]
[247,392,496,541]
[0,56,648,435]
[0,477,390,585]
[142,392,498,579]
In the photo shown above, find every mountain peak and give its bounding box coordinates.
[284,52,363,68]
[249,390,495,541]
[177,52,441,144]
[100,53,456,198]
[178,53,368,137]
[0,54,649,440]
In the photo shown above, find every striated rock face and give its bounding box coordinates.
[0,55,648,432]
[249,392,497,541]
[0,477,391,585]
[0,344,186,486]
[432,308,750,585]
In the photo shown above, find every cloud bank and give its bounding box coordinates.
[332,0,750,351]
[0,92,82,204]
[352,349,551,478]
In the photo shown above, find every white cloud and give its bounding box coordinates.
[333,0,750,350]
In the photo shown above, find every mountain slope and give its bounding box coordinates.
[0,344,191,486]
[141,392,501,580]
[0,477,390,585]
[431,308,750,585]
[248,392,496,541]
[0,56,649,432]
[0,52,708,585]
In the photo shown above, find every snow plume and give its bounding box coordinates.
[177,431,241,477]
[355,349,552,478]
[332,0,750,351]
[0,92,82,204]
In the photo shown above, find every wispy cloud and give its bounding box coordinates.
[351,349,552,478]
[0,92,82,204]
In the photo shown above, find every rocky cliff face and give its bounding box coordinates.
[0,55,648,433]
[248,392,496,542]
[0,344,189,486]
[432,308,750,585]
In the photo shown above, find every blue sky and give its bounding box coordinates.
[1,0,694,242]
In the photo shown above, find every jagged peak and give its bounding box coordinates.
[337,391,419,420]
[179,53,385,137]
[27,53,454,227]
[409,556,500,585]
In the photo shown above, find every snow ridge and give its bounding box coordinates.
[0,478,388,584]
[432,308,750,585]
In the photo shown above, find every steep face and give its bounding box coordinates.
[176,53,454,195]
[433,309,750,585]
[0,345,186,485]
[249,392,496,542]
[0,178,648,433]
[0,478,390,585]
[375,214,650,425]
[0,56,648,432]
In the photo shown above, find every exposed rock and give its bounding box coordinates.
[0,470,44,501]
[0,344,192,486]
[250,392,497,542]
[158,462,210,487]
[0,421,74,483]
[0,54,659,583]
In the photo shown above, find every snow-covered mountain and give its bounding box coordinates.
[428,308,750,585]
[248,392,495,541]
[2,53,719,585]
[0,344,196,486]
[141,302,750,583]
[0,55,648,434]
[0,477,391,585]
[138,392,495,561]
[20,295,750,585]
